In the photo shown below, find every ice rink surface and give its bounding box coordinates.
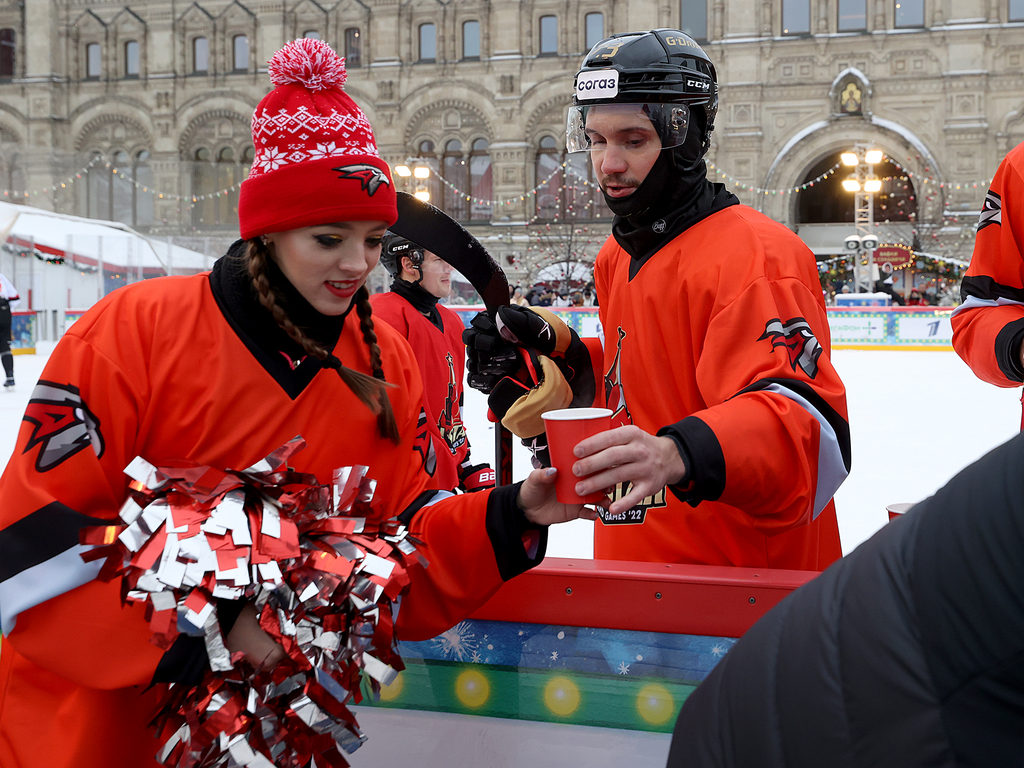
[2,343,1019,559]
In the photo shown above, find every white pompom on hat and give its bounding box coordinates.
[238,38,397,240]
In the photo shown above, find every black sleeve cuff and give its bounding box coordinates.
[995,319,1024,383]
[485,482,548,580]
[657,416,726,506]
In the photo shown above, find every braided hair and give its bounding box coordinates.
[244,237,400,443]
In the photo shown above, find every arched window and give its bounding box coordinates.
[133,150,154,228]
[539,15,558,54]
[124,40,139,77]
[535,136,610,221]
[0,29,16,77]
[442,139,468,220]
[191,146,247,230]
[585,13,604,50]
[193,37,208,73]
[535,136,563,220]
[462,20,480,59]
[111,150,134,225]
[191,147,215,229]
[232,35,248,71]
[416,139,441,204]
[86,43,101,78]
[302,30,320,40]
[419,23,436,62]
[469,138,492,221]
[344,28,362,67]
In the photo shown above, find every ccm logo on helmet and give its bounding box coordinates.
[575,69,619,100]
[687,79,710,91]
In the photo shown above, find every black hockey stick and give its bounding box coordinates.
[391,191,514,488]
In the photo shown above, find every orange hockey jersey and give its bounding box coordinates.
[951,140,1024,392]
[370,292,473,492]
[593,203,849,570]
[0,264,542,768]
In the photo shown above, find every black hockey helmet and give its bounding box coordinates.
[380,231,425,280]
[566,29,718,157]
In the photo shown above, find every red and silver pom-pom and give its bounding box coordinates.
[83,436,421,768]
[268,38,347,91]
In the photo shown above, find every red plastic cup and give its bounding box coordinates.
[541,407,613,504]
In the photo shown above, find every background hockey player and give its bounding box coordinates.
[951,140,1024,426]
[467,29,850,571]
[0,270,18,388]
[0,38,593,768]
[372,233,494,493]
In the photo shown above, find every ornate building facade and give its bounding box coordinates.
[1,0,1022,287]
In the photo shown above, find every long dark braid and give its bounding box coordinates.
[245,238,400,443]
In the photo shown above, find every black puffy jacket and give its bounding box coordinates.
[668,432,1024,767]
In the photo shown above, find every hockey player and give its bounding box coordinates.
[371,234,494,493]
[0,270,18,388]
[467,30,850,570]
[951,140,1024,425]
[0,39,591,768]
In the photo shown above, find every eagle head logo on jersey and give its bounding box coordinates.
[758,318,822,379]
[333,164,391,196]
[22,381,105,472]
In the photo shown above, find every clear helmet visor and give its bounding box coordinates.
[565,102,690,154]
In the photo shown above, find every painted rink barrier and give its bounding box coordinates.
[353,558,815,766]
[451,305,956,351]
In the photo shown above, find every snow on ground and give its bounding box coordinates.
[3,344,1020,558]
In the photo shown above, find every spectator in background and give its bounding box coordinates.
[553,291,571,307]
[571,292,585,307]
[907,289,928,306]
[510,287,530,306]
[0,271,19,388]
[875,276,905,306]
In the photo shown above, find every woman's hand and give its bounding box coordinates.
[224,603,287,670]
[516,466,601,525]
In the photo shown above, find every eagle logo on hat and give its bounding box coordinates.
[333,164,391,196]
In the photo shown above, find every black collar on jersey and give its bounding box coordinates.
[209,239,355,399]
[390,277,443,331]
[612,175,740,279]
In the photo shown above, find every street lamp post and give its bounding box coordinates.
[841,146,882,292]
[394,159,432,202]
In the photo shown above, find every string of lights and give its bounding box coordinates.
[706,161,841,194]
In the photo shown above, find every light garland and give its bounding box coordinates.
[706,162,841,194]
[1,154,246,207]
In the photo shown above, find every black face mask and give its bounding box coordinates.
[601,111,711,224]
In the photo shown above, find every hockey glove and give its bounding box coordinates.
[458,462,496,493]
[463,311,520,394]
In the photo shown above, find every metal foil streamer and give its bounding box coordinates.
[84,436,417,768]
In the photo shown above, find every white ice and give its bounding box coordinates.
[2,343,1019,558]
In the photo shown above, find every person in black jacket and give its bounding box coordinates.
[667,430,1024,767]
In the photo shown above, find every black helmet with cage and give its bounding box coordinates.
[380,231,426,281]
[566,29,718,162]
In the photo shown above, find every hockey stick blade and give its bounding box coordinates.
[392,192,510,318]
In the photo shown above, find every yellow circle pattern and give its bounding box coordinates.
[543,676,581,717]
[378,672,404,702]
[635,683,675,725]
[455,669,491,708]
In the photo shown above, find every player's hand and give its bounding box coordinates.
[463,311,519,393]
[571,426,687,515]
[224,603,287,670]
[516,466,600,526]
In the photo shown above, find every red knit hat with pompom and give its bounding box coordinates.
[238,38,397,240]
